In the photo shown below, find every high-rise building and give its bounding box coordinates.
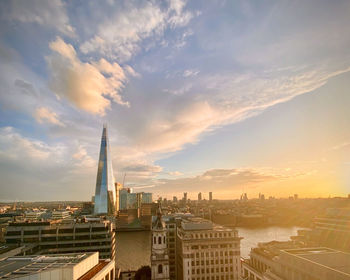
[183,193,187,203]
[119,188,131,210]
[151,205,170,280]
[115,182,123,211]
[209,192,212,202]
[142,192,153,204]
[173,196,178,203]
[176,217,242,280]
[198,192,202,201]
[94,125,117,215]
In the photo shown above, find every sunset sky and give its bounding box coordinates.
[0,0,349,201]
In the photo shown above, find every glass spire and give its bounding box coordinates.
[94,125,117,215]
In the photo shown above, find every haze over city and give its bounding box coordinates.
[0,0,350,201]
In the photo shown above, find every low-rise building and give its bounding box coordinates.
[5,219,115,259]
[24,211,45,220]
[242,245,350,280]
[0,252,116,280]
[52,210,71,220]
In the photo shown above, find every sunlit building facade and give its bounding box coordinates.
[94,125,117,215]
[176,217,242,280]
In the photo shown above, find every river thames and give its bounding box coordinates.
[116,226,304,270]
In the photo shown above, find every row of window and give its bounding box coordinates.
[192,266,235,274]
[191,258,237,266]
[188,232,236,239]
[190,244,238,250]
[190,274,237,280]
[189,251,240,258]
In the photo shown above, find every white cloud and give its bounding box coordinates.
[0,0,74,36]
[183,69,199,77]
[0,127,65,162]
[132,101,222,154]
[80,0,194,61]
[34,107,64,127]
[124,65,141,78]
[47,37,129,115]
[168,171,183,176]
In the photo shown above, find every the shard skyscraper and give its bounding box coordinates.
[94,125,117,215]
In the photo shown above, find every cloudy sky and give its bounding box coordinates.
[0,0,349,201]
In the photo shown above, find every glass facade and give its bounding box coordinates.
[94,125,117,215]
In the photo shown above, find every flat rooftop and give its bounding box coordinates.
[283,248,350,276]
[0,252,95,279]
[181,217,234,232]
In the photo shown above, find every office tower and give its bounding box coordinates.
[240,193,248,201]
[115,182,122,211]
[209,192,212,202]
[183,192,187,203]
[151,205,170,280]
[119,188,130,210]
[5,219,115,260]
[142,192,153,204]
[176,217,242,280]
[173,196,178,203]
[197,192,202,201]
[0,252,116,280]
[94,125,117,215]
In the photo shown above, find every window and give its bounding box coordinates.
[158,236,162,244]
[158,264,163,274]
[154,236,156,244]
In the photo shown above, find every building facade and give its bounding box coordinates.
[151,205,170,280]
[5,220,115,260]
[0,252,116,280]
[176,217,242,280]
[94,125,117,215]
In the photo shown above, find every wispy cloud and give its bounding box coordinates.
[34,107,64,127]
[80,0,194,61]
[0,0,75,36]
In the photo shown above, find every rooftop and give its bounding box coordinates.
[0,252,96,279]
[282,247,350,276]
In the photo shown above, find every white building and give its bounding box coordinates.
[25,211,45,220]
[151,205,170,280]
[176,217,242,280]
[52,210,71,220]
[0,252,116,280]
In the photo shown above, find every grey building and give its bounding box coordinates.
[5,219,115,260]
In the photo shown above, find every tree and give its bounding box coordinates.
[134,265,151,280]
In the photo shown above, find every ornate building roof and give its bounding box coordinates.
[153,203,165,230]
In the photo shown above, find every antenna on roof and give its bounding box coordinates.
[122,173,126,187]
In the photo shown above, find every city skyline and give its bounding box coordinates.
[0,0,350,201]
